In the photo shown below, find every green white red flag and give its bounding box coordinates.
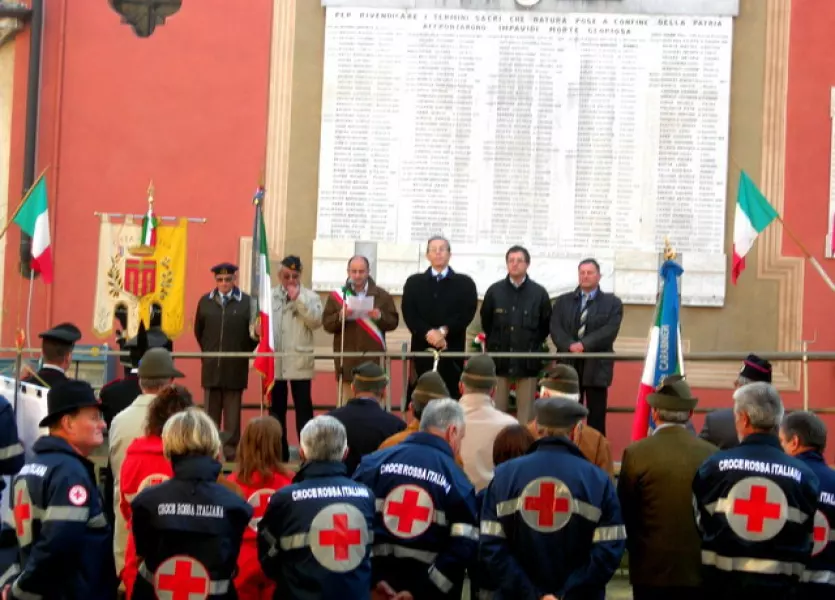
[732,171,778,283]
[13,174,52,283]
[251,186,274,394]
[140,203,158,248]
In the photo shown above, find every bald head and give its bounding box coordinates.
[347,255,370,290]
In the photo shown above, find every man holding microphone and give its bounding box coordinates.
[322,255,399,406]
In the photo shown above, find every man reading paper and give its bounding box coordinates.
[322,255,400,405]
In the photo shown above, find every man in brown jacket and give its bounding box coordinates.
[322,255,399,405]
[526,364,613,476]
[617,375,718,600]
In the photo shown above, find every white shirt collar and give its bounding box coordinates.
[431,267,450,279]
[352,281,369,296]
[653,423,685,435]
[42,364,65,374]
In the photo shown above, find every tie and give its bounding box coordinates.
[578,294,589,338]
[436,274,444,282]
[221,295,228,307]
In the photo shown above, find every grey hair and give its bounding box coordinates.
[419,398,464,432]
[139,377,170,394]
[733,382,784,431]
[736,375,753,386]
[781,411,827,452]
[426,235,451,253]
[655,408,691,424]
[300,415,347,462]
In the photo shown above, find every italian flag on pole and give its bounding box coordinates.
[140,204,158,247]
[732,171,778,284]
[251,186,275,394]
[631,259,684,441]
[13,174,53,283]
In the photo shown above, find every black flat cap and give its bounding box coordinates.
[211,263,238,275]
[534,397,588,429]
[280,255,302,271]
[40,380,102,427]
[39,323,82,346]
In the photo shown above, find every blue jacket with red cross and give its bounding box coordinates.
[794,449,835,598]
[692,432,819,596]
[257,460,376,600]
[9,435,117,600]
[479,435,625,600]
[352,432,479,600]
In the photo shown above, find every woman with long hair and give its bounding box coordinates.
[119,384,193,598]
[228,417,294,600]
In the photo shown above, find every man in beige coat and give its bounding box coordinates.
[109,348,183,580]
[458,355,518,491]
[270,255,323,460]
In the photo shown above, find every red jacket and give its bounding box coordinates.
[118,435,172,599]
[228,469,293,600]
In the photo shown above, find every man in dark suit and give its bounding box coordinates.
[21,322,81,388]
[549,258,622,435]
[402,236,478,400]
[700,354,772,450]
[618,376,718,600]
[327,362,405,475]
[99,321,172,429]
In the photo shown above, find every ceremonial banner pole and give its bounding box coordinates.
[338,287,347,407]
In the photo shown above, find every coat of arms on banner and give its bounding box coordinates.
[92,211,188,340]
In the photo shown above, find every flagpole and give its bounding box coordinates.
[0,167,49,242]
[774,214,835,292]
[25,270,34,350]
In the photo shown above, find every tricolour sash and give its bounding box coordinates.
[330,288,386,348]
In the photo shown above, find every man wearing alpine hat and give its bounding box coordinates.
[5,381,117,599]
[22,323,82,388]
[618,375,717,600]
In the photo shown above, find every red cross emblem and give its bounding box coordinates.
[382,484,434,539]
[309,503,368,572]
[13,481,33,546]
[726,477,788,542]
[247,488,276,531]
[813,509,831,556]
[138,473,170,493]
[154,555,210,600]
[520,477,573,532]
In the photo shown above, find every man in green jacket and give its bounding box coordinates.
[618,376,718,600]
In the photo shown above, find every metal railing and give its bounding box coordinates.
[5,344,835,415]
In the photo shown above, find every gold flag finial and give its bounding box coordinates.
[147,180,155,205]
[663,236,677,261]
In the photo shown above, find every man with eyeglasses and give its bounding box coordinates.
[194,262,259,461]
[270,255,323,461]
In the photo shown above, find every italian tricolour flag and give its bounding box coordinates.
[140,203,158,247]
[631,260,684,441]
[251,187,275,394]
[732,171,778,284]
[13,175,53,283]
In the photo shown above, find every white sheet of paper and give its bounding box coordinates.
[347,295,374,319]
